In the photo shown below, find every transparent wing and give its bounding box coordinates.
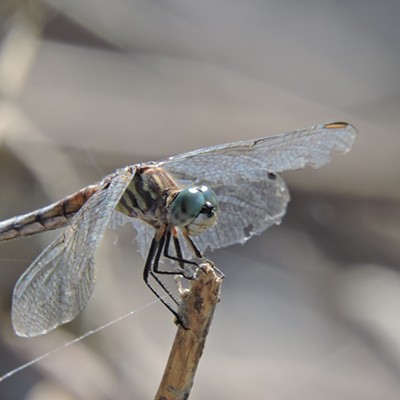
[122,174,289,259]
[110,211,156,260]
[160,122,356,184]
[160,122,356,254]
[114,123,356,260]
[12,167,134,337]
[193,173,289,254]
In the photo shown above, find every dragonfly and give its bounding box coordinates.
[0,122,356,337]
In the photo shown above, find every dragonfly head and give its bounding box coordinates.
[170,185,219,235]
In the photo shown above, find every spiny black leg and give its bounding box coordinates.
[143,234,180,313]
[163,230,198,268]
[183,232,225,278]
[183,233,203,258]
[148,233,188,326]
[173,234,184,268]
[151,231,188,276]
[143,236,158,282]
[150,234,180,305]
[142,231,212,327]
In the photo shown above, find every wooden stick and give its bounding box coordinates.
[155,263,223,400]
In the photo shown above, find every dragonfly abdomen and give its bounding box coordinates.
[0,185,100,242]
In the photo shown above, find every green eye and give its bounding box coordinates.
[170,188,204,226]
[199,186,219,210]
[170,186,219,233]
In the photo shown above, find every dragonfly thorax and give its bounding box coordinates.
[169,186,219,235]
[116,166,180,228]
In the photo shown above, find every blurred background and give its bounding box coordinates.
[0,0,399,399]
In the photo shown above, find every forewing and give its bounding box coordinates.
[107,123,356,260]
[160,122,356,254]
[161,122,356,185]
[12,167,134,337]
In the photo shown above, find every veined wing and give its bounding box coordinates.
[193,173,290,253]
[116,123,356,258]
[160,122,356,185]
[113,171,290,260]
[12,167,134,337]
[160,122,356,253]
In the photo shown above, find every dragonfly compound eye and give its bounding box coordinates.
[170,186,219,235]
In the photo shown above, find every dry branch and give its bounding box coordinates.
[155,263,223,400]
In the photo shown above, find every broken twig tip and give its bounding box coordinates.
[155,261,222,400]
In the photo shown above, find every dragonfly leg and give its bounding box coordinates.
[162,230,199,279]
[143,229,218,327]
[143,234,181,316]
[182,229,225,279]
[182,229,202,258]
[147,230,192,276]
[173,234,184,269]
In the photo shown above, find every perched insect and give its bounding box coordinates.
[0,122,356,337]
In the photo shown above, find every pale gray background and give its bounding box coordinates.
[0,1,399,399]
